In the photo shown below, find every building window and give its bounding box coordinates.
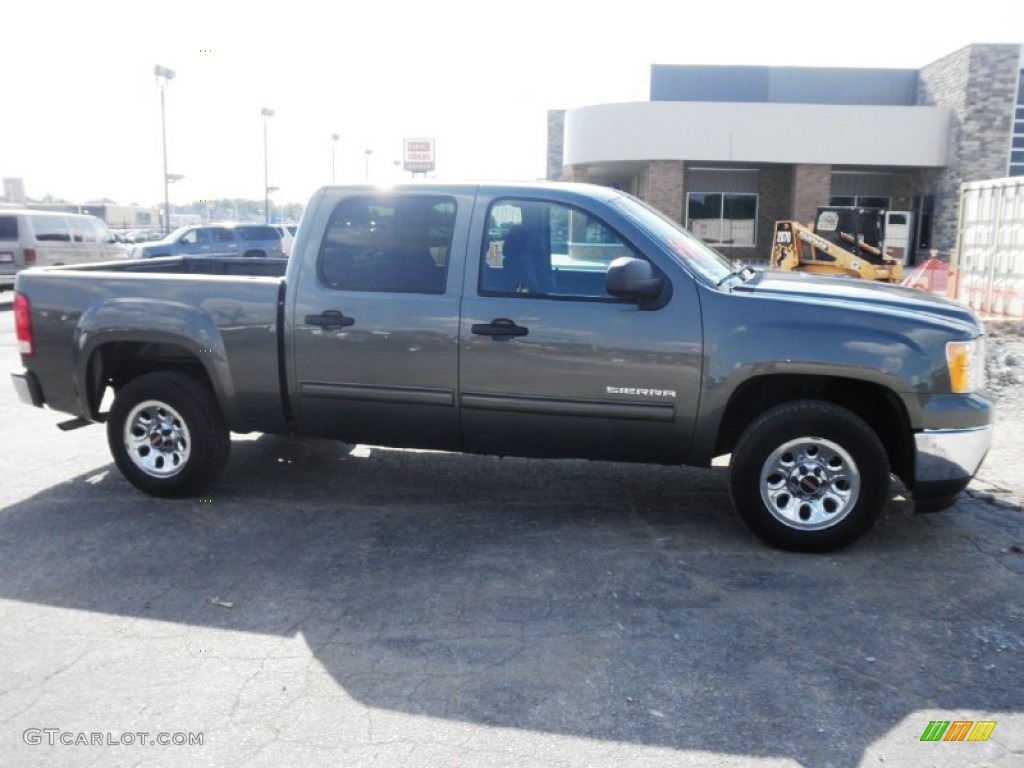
[1009,69,1024,177]
[686,192,757,247]
[828,195,891,209]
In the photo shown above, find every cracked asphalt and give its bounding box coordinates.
[0,304,1022,768]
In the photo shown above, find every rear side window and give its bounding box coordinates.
[237,226,280,241]
[318,195,454,294]
[0,216,17,240]
[209,227,234,243]
[30,216,72,242]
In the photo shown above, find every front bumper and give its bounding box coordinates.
[914,425,993,487]
[11,371,44,408]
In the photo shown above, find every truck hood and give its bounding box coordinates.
[731,269,983,335]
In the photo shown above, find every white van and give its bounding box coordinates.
[0,209,128,288]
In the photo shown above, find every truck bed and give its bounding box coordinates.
[13,256,289,434]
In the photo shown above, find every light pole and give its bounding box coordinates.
[266,186,279,224]
[364,149,373,182]
[261,107,275,224]
[332,133,339,183]
[154,65,176,235]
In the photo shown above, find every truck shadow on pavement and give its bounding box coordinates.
[1,434,1021,766]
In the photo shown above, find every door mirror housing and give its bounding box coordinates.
[606,257,664,301]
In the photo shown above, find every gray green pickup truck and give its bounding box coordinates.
[10,182,993,551]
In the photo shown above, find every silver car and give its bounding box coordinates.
[133,224,285,259]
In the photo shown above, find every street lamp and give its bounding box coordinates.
[266,186,279,224]
[261,107,275,224]
[154,65,176,235]
[331,133,339,183]
[164,173,184,229]
[364,149,373,182]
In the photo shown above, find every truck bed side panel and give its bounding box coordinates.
[20,271,286,434]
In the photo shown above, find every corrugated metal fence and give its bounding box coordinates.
[953,177,1024,319]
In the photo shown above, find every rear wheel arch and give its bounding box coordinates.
[86,341,217,420]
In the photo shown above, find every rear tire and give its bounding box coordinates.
[729,400,890,552]
[107,372,230,497]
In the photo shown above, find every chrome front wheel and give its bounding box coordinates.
[730,400,890,552]
[760,437,860,531]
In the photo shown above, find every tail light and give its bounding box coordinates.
[24,248,36,265]
[14,292,34,357]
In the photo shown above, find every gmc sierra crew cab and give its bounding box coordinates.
[10,182,993,551]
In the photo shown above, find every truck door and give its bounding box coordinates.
[174,227,205,255]
[289,191,469,449]
[204,226,238,256]
[459,194,703,464]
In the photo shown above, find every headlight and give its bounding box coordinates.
[946,336,985,393]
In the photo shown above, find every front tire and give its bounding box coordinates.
[107,372,230,497]
[729,400,890,552]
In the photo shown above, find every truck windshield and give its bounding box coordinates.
[612,194,735,286]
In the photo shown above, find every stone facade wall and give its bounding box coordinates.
[752,166,794,263]
[791,164,831,226]
[645,161,684,222]
[918,44,1020,251]
[546,110,566,181]
[562,165,588,183]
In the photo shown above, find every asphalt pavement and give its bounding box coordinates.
[0,306,1021,768]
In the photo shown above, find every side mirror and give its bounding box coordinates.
[606,256,664,301]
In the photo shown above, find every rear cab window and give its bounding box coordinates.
[317,195,455,294]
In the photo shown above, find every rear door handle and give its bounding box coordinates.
[305,310,355,330]
[471,318,528,339]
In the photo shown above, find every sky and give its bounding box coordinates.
[1,0,1021,209]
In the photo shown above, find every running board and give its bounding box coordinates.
[56,417,93,432]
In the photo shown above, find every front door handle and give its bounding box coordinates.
[471,318,528,339]
[305,310,355,330]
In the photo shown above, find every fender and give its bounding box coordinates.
[73,297,241,428]
[687,298,950,465]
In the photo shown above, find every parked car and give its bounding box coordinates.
[272,225,294,255]
[131,223,284,259]
[0,209,127,289]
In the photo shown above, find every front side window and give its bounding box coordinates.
[179,229,200,245]
[318,195,454,294]
[70,217,103,243]
[686,192,757,247]
[479,199,637,300]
